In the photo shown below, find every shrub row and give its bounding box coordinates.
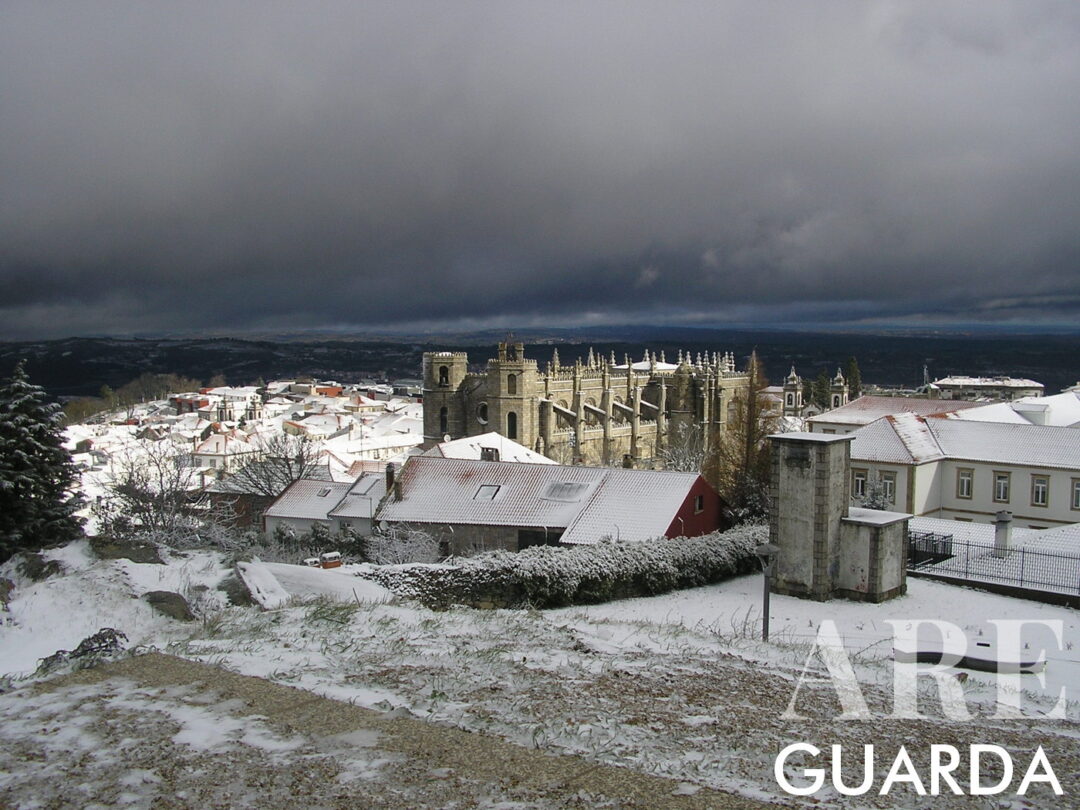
[357,524,766,609]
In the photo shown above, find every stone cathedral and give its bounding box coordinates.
[422,342,751,467]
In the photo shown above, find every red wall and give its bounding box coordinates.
[665,476,722,538]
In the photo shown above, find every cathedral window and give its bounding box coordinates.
[507,374,517,395]
[477,402,489,424]
[440,406,448,435]
[438,366,449,386]
[507,411,518,439]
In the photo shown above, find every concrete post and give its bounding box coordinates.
[993,511,1013,558]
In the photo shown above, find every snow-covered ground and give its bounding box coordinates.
[3,544,1079,806]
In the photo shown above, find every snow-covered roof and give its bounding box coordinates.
[193,433,255,456]
[852,415,1080,470]
[328,473,388,520]
[948,391,1080,428]
[264,479,354,520]
[844,506,911,525]
[376,457,702,544]
[613,361,679,372]
[206,386,261,398]
[808,396,982,427]
[560,468,704,545]
[424,432,556,464]
[931,376,1043,389]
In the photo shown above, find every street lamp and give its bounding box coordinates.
[755,543,779,642]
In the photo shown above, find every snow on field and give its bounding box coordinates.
[3,543,1079,806]
[0,542,229,677]
[554,574,1080,706]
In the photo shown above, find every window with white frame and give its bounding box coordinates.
[1031,475,1049,508]
[1073,478,1080,511]
[852,469,867,499]
[880,471,896,504]
[993,471,1011,503]
[956,468,973,499]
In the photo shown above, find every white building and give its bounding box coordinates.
[928,375,1044,401]
[264,473,387,539]
[850,414,1080,528]
[191,433,258,475]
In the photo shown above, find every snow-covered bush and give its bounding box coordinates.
[358,525,765,609]
[365,524,439,565]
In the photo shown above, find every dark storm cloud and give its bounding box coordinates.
[2,1,1079,338]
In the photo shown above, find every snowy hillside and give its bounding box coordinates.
[2,540,1079,805]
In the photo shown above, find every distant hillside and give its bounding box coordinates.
[1,329,1077,399]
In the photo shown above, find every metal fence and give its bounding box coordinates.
[907,531,1080,596]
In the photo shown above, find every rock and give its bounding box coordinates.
[217,572,255,606]
[0,577,14,609]
[17,552,62,582]
[88,535,164,564]
[144,590,195,622]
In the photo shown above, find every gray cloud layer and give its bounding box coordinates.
[2,1,1079,338]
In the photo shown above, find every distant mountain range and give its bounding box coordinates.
[2,328,1077,399]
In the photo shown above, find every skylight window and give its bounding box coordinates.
[474,484,500,500]
[541,481,591,502]
[317,487,332,497]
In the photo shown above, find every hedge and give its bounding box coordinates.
[356,524,766,609]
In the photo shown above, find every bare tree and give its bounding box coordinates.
[658,421,707,473]
[367,523,440,564]
[94,443,198,537]
[219,433,325,497]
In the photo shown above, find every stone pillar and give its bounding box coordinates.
[601,386,613,465]
[769,432,910,603]
[540,399,554,458]
[655,382,667,454]
[768,433,855,601]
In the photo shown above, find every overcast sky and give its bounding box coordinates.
[2,1,1078,339]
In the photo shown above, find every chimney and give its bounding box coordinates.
[993,510,1013,557]
[480,447,500,462]
[393,480,402,501]
[385,462,395,492]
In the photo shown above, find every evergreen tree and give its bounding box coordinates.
[812,369,831,409]
[844,356,862,399]
[0,362,84,561]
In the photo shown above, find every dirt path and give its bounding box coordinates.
[0,653,779,809]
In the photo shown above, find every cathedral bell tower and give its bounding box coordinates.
[783,366,803,417]
[830,368,849,410]
[487,342,538,447]
[422,351,469,448]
